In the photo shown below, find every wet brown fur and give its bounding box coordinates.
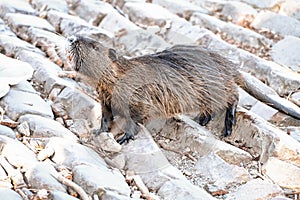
[69,36,240,140]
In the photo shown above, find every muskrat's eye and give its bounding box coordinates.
[90,43,99,51]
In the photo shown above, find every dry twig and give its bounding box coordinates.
[51,171,90,200]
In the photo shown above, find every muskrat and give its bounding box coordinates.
[68,36,240,144]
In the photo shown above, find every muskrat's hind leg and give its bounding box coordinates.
[117,119,138,144]
[223,102,237,137]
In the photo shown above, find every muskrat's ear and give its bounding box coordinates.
[108,48,118,62]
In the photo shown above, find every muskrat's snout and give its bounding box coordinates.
[68,35,76,43]
[67,36,78,47]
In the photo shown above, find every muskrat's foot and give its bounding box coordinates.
[199,114,212,126]
[223,104,237,137]
[194,113,212,126]
[117,119,138,144]
[117,132,135,144]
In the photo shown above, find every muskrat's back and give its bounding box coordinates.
[111,45,238,122]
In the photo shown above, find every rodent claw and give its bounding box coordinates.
[117,133,135,144]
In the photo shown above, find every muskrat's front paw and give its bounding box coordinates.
[116,132,135,144]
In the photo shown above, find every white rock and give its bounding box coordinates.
[25,162,67,192]
[0,188,22,200]
[123,2,177,26]
[279,0,300,21]
[190,12,271,48]
[0,125,16,138]
[73,164,131,196]
[229,107,300,167]
[94,132,122,153]
[68,119,91,138]
[188,0,225,13]
[271,36,300,71]
[221,1,257,24]
[251,11,300,37]
[0,54,33,98]
[18,114,78,140]
[163,115,252,165]
[122,127,214,198]
[250,101,278,121]
[50,191,79,200]
[230,179,283,200]
[46,10,114,41]
[263,157,300,191]
[152,0,209,19]
[31,0,68,12]
[0,135,37,170]
[158,179,216,200]
[240,0,282,8]
[5,13,55,32]
[71,0,116,25]
[99,11,140,34]
[0,82,54,121]
[47,10,87,31]
[26,27,69,65]
[0,165,12,188]
[0,0,37,18]
[291,92,300,107]
[46,137,106,168]
[55,87,101,130]
[0,35,44,56]
[195,153,250,189]
[238,87,258,110]
[0,82,9,98]
[101,191,133,200]
[194,31,300,96]
[15,50,77,94]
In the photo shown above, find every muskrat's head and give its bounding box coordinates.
[67,35,112,79]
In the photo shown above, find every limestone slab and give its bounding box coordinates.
[55,87,101,129]
[73,164,131,196]
[0,125,15,138]
[5,13,55,33]
[0,135,37,170]
[263,157,300,191]
[271,36,300,71]
[195,153,250,190]
[230,179,283,200]
[25,162,67,192]
[251,11,300,37]
[158,179,216,200]
[45,137,106,168]
[18,114,78,140]
[0,188,22,200]
[0,53,33,98]
[0,0,37,18]
[31,0,68,12]
[0,82,54,121]
[0,34,44,56]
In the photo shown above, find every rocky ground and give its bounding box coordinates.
[0,0,300,199]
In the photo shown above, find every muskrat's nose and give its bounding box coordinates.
[67,36,77,44]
